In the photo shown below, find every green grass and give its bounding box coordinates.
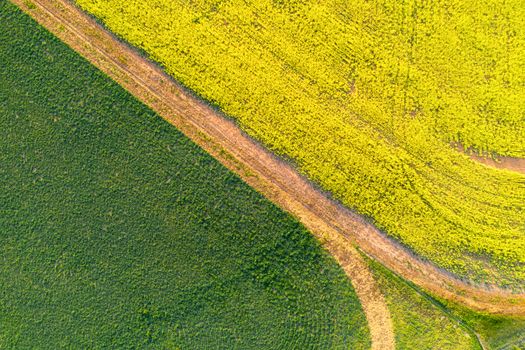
[367,254,525,350]
[0,3,371,348]
[74,0,525,287]
[365,257,482,350]
[435,298,525,350]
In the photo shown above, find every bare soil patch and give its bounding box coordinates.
[455,143,525,175]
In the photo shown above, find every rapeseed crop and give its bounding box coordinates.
[75,0,525,286]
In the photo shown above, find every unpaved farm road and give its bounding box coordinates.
[10,0,525,342]
[471,155,525,175]
[455,144,525,175]
[10,1,395,348]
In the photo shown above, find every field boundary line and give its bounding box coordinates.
[9,0,525,328]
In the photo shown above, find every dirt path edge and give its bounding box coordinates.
[454,143,525,175]
[8,1,396,348]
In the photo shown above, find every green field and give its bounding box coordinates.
[367,255,525,350]
[74,0,525,287]
[0,3,373,348]
[365,258,481,350]
[437,296,525,350]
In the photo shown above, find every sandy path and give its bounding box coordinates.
[454,144,525,175]
[9,1,395,348]
[450,142,525,174]
[472,155,525,175]
[7,0,395,350]
[10,0,525,336]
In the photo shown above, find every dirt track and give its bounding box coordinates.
[473,155,525,175]
[10,0,395,348]
[10,0,525,335]
[455,144,525,175]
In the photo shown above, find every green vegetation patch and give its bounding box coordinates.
[0,3,370,348]
[74,0,525,286]
[436,298,525,350]
[365,257,481,350]
[367,253,525,350]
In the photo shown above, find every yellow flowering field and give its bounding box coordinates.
[75,0,525,287]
